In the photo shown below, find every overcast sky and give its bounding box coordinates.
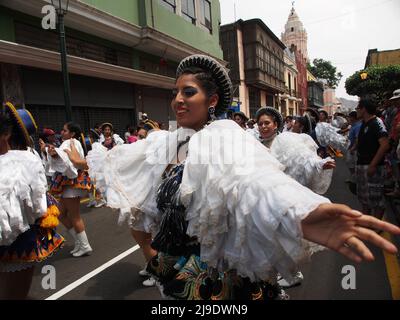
[219,0,400,101]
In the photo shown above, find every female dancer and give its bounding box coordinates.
[67,119,160,286]
[44,122,92,257]
[0,103,64,299]
[255,107,336,194]
[78,55,399,300]
[100,123,124,150]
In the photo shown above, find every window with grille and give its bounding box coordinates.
[200,0,212,33]
[159,0,176,13]
[182,0,196,24]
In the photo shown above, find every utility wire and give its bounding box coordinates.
[304,0,396,25]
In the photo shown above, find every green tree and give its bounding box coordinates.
[345,64,400,104]
[307,58,343,88]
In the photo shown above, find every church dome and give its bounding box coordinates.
[284,8,306,34]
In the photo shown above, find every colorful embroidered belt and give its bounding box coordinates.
[50,170,91,195]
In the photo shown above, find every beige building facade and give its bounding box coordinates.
[280,48,300,116]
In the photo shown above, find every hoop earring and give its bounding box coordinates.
[208,106,217,121]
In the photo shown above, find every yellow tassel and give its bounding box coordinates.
[40,214,59,229]
[47,205,60,217]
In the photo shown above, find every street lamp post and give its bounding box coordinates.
[51,0,72,122]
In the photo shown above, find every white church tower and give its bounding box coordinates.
[281,2,308,60]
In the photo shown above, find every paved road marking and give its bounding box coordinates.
[382,231,400,300]
[45,245,141,300]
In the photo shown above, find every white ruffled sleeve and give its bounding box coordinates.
[86,130,177,232]
[270,132,333,194]
[113,134,125,146]
[180,120,331,282]
[41,149,55,176]
[48,139,84,178]
[315,122,350,152]
[0,150,47,246]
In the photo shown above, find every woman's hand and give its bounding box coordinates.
[64,139,88,170]
[64,139,80,165]
[322,160,336,170]
[301,203,400,263]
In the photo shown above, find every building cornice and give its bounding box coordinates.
[0,0,225,64]
[0,40,175,89]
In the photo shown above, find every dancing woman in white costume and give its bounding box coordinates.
[69,55,400,300]
[0,103,64,299]
[255,107,336,195]
[44,122,93,257]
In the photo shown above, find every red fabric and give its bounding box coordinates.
[127,135,138,144]
[43,128,55,136]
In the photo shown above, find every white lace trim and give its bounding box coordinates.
[0,151,47,246]
[270,132,333,194]
[315,122,349,152]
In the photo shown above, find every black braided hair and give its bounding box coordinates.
[255,107,283,130]
[0,110,28,150]
[176,55,233,116]
[65,122,85,150]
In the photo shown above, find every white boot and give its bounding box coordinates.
[68,228,80,255]
[95,199,106,208]
[87,191,96,207]
[142,277,156,287]
[72,231,93,257]
[277,271,304,288]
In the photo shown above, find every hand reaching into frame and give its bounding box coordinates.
[322,160,336,170]
[64,139,88,170]
[301,203,400,263]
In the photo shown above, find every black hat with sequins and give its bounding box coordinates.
[176,54,233,116]
[255,106,283,130]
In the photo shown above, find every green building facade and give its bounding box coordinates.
[0,0,223,133]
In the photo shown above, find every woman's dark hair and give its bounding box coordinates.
[65,122,82,138]
[129,127,137,135]
[285,115,293,121]
[65,121,85,150]
[348,111,357,119]
[0,112,28,150]
[0,113,12,137]
[295,116,311,134]
[359,95,378,115]
[180,66,220,99]
[256,109,278,124]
